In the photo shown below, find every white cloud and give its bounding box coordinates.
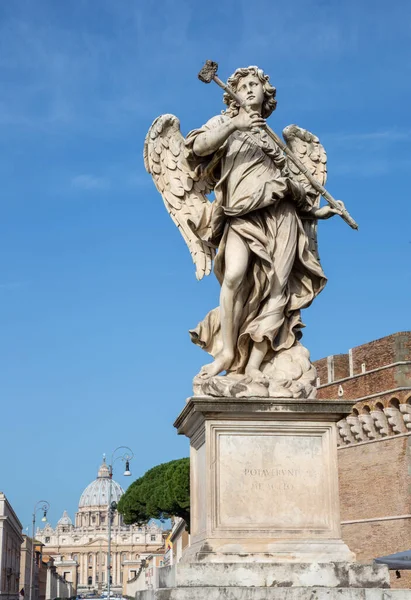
[71,174,109,190]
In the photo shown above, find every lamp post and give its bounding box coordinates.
[107,447,133,599]
[29,500,50,600]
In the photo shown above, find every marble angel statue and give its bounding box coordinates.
[144,65,346,399]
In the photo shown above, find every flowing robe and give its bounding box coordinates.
[185,115,327,373]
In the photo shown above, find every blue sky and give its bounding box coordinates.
[1,0,410,530]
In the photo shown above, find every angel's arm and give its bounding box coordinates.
[192,111,265,157]
[193,120,236,157]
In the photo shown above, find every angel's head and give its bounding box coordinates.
[223,66,277,118]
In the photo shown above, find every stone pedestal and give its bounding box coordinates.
[135,396,411,599]
[175,396,356,564]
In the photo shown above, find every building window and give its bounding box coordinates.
[101,515,105,523]
[150,535,156,541]
[73,554,78,562]
[45,537,50,543]
[88,576,92,586]
[92,516,96,523]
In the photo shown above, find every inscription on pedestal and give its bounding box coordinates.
[214,426,333,532]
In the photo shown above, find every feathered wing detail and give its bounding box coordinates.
[282,125,327,262]
[144,114,215,280]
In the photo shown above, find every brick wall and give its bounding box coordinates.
[341,519,411,589]
[314,332,411,590]
[314,332,411,403]
[317,365,411,402]
[315,357,328,384]
[333,354,350,380]
[338,435,411,590]
[351,332,411,375]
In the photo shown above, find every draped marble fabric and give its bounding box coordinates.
[185,115,327,374]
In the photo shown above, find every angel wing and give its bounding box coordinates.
[144,114,215,280]
[282,125,327,262]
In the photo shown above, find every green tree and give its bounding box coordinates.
[117,458,190,529]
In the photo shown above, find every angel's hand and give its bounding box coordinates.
[313,201,344,220]
[232,111,265,132]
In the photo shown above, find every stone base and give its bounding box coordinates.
[160,562,389,589]
[136,588,411,599]
[181,539,354,564]
[162,397,411,600]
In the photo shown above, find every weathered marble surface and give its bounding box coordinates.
[159,562,389,589]
[136,587,411,599]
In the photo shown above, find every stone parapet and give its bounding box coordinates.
[337,403,411,446]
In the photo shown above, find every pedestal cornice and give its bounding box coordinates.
[174,396,354,437]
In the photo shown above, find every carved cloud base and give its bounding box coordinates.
[193,343,317,399]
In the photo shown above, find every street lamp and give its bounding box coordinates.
[29,500,50,600]
[107,447,133,599]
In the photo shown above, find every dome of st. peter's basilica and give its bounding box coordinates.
[78,457,124,508]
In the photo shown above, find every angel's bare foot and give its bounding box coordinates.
[244,367,269,387]
[199,351,234,379]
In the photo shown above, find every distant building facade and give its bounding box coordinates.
[20,539,73,600]
[43,556,73,600]
[19,536,32,600]
[0,493,23,600]
[35,458,165,595]
[314,331,411,589]
[169,518,189,566]
[124,518,189,596]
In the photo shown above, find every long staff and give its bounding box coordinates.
[198,60,358,230]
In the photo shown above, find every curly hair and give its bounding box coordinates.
[223,66,277,118]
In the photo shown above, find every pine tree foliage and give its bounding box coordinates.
[117,458,190,528]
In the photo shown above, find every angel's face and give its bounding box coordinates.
[236,74,265,113]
